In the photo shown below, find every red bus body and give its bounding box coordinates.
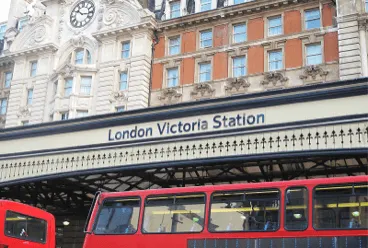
[0,200,55,248]
[83,176,368,248]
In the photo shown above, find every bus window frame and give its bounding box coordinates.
[284,186,309,231]
[4,210,48,244]
[92,196,141,236]
[141,192,207,234]
[208,188,281,233]
[312,182,368,231]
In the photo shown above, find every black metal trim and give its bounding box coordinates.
[84,191,101,234]
[0,78,367,141]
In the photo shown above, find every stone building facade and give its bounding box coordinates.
[0,0,367,128]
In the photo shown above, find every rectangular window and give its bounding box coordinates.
[285,187,308,230]
[61,112,69,120]
[169,36,180,55]
[5,211,47,244]
[0,24,6,40]
[200,0,212,11]
[233,56,247,77]
[170,2,180,18]
[0,98,7,115]
[80,76,92,95]
[143,194,205,233]
[22,120,29,126]
[233,23,247,43]
[4,72,12,88]
[313,183,368,229]
[268,50,283,71]
[167,67,179,87]
[122,42,131,59]
[234,0,245,4]
[64,78,73,97]
[305,9,320,29]
[30,61,37,77]
[306,43,322,65]
[94,197,140,234]
[27,89,33,105]
[116,106,125,112]
[199,62,212,82]
[200,30,212,48]
[268,16,282,36]
[366,0,368,12]
[76,111,88,118]
[119,72,128,91]
[17,18,28,32]
[209,189,280,232]
[53,82,58,96]
[75,49,84,64]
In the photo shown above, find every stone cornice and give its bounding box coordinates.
[92,17,157,40]
[5,43,59,58]
[157,0,318,31]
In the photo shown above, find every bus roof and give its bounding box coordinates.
[0,200,54,220]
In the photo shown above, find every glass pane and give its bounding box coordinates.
[233,24,246,43]
[75,50,84,64]
[143,194,205,233]
[313,183,368,229]
[5,72,12,88]
[94,198,140,234]
[0,99,7,114]
[122,42,130,58]
[306,55,322,65]
[80,77,92,95]
[269,26,282,36]
[5,211,47,243]
[27,89,33,105]
[170,2,180,18]
[234,0,244,4]
[307,44,321,56]
[285,188,308,230]
[209,189,280,232]
[200,30,212,48]
[200,0,211,11]
[120,72,128,90]
[167,68,178,87]
[305,10,320,29]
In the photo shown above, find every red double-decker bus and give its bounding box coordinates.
[0,200,55,248]
[83,176,368,248]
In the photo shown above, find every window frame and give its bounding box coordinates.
[305,43,323,66]
[268,15,283,37]
[0,24,6,40]
[304,8,321,30]
[30,61,38,77]
[168,36,181,56]
[119,71,128,91]
[121,41,131,59]
[0,98,7,115]
[4,72,12,88]
[170,1,181,18]
[92,196,142,235]
[27,88,33,106]
[64,78,73,97]
[268,50,283,71]
[166,67,179,87]
[198,62,212,83]
[199,29,213,49]
[116,106,125,112]
[284,187,309,231]
[141,193,207,234]
[80,76,92,95]
[76,110,89,118]
[232,23,247,44]
[4,210,47,244]
[232,56,247,78]
[208,188,281,233]
[200,0,212,12]
[312,183,368,231]
[61,112,69,120]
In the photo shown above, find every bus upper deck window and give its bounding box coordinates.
[285,187,308,230]
[94,197,140,235]
[313,183,368,229]
[4,211,47,243]
[143,194,205,233]
[209,189,280,232]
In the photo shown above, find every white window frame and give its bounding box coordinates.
[170,1,181,18]
[198,62,212,82]
[17,17,28,32]
[76,110,88,118]
[30,61,38,77]
[268,15,282,36]
[268,50,283,71]
[64,78,73,97]
[80,76,92,95]
[233,23,247,43]
[167,67,179,87]
[232,56,247,77]
[4,72,12,88]
[121,41,131,59]
[0,98,7,115]
[119,71,128,91]
[27,88,33,106]
[200,0,212,12]
[305,43,322,66]
[61,112,69,120]
[168,36,181,56]
[304,9,321,30]
[116,106,125,112]
[199,29,213,49]
[22,120,29,126]
[75,49,84,64]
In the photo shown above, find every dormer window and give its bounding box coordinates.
[71,48,92,65]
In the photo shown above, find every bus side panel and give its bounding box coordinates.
[47,215,56,248]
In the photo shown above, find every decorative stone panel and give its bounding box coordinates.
[225,77,250,95]
[190,82,215,100]
[261,72,288,89]
[299,65,329,84]
[158,87,182,105]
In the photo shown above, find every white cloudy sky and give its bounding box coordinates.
[0,0,11,22]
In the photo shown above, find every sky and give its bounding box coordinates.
[0,0,11,22]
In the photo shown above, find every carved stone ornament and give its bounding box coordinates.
[58,0,74,5]
[25,0,46,25]
[109,91,128,103]
[225,77,250,93]
[261,72,288,88]
[4,27,18,45]
[358,17,368,31]
[158,87,182,103]
[59,64,76,78]
[191,83,215,98]
[17,106,31,118]
[0,116,5,124]
[26,25,47,47]
[101,0,116,4]
[102,5,140,28]
[299,65,329,81]
[71,36,86,48]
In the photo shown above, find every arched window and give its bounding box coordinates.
[70,48,92,65]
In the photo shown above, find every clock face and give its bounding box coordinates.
[70,0,95,28]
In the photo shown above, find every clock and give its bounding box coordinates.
[70,0,95,28]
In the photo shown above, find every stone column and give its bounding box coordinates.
[359,19,368,77]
